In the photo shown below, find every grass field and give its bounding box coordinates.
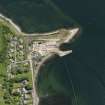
[0,35,6,54]
[0,63,6,105]
[0,23,13,83]
[0,23,14,105]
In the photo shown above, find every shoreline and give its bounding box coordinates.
[0,13,81,38]
[0,12,81,105]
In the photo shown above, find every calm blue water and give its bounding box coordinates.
[0,0,105,104]
[52,0,105,105]
[38,0,105,105]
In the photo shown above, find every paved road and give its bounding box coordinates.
[29,57,39,105]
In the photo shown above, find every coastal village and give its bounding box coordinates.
[0,14,79,105]
[6,36,33,105]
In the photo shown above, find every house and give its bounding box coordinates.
[24,94,31,100]
[12,88,21,94]
[22,88,31,94]
[21,80,28,85]
[19,45,24,49]
[10,48,14,53]
[24,100,29,105]
[19,39,23,44]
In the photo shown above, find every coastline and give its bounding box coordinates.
[0,12,81,105]
[0,13,81,37]
[0,13,60,35]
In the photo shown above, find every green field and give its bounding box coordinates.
[0,63,6,105]
[0,23,13,80]
[0,23,14,105]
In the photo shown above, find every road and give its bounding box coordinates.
[29,56,39,105]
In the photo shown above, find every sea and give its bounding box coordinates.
[51,0,105,105]
[0,0,105,105]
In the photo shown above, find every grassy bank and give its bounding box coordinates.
[0,23,14,105]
